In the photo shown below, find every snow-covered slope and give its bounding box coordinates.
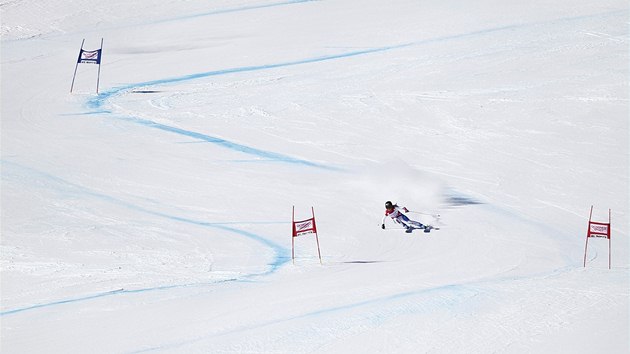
[2,0,628,352]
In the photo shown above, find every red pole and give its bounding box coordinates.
[608,237,611,269]
[312,207,322,265]
[291,205,295,264]
[583,237,589,267]
[583,206,593,267]
[315,233,323,265]
[608,209,612,269]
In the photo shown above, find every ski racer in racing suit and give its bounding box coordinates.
[381,201,425,231]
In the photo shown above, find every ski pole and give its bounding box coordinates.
[408,211,443,228]
[408,211,440,218]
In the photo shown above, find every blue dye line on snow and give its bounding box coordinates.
[88,8,628,111]
[86,43,413,110]
[1,227,287,317]
[7,7,624,320]
[0,289,125,316]
[2,0,318,44]
[0,161,291,317]
[149,0,319,25]
[83,45,414,168]
[134,265,579,353]
[0,231,287,318]
[0,278,242,317]
[133,281,500,353]
[114,114,327,169]
[84,9,626,168]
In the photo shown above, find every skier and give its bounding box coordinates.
[381,201,426,232]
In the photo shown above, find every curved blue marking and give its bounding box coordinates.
[86,9,628,111]
[212,224,291,273]
[0,232,288,317]
[0,162,292,317]
[0,279,238,316]
[151,0,319,25]
[132,265,579,353]
[9,7,622,320]
[2,0,319,43]
[114,114,329,168]
[0,289,125,316]
[84,9,626,169]
[86,43,412,110]
[83,46,411,168]
[0,224,290,317]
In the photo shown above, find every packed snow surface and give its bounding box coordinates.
[1,0,628,353]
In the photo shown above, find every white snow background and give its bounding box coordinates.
[1,0,628,353]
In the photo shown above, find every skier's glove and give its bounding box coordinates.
[403,207,409,212]
[381,224,385,229]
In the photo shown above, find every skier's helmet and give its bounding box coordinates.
[385,201,393,209]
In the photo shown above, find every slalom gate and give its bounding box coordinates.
[70,38,103,93]
[583,206,612,269]
[291,206,322,265]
